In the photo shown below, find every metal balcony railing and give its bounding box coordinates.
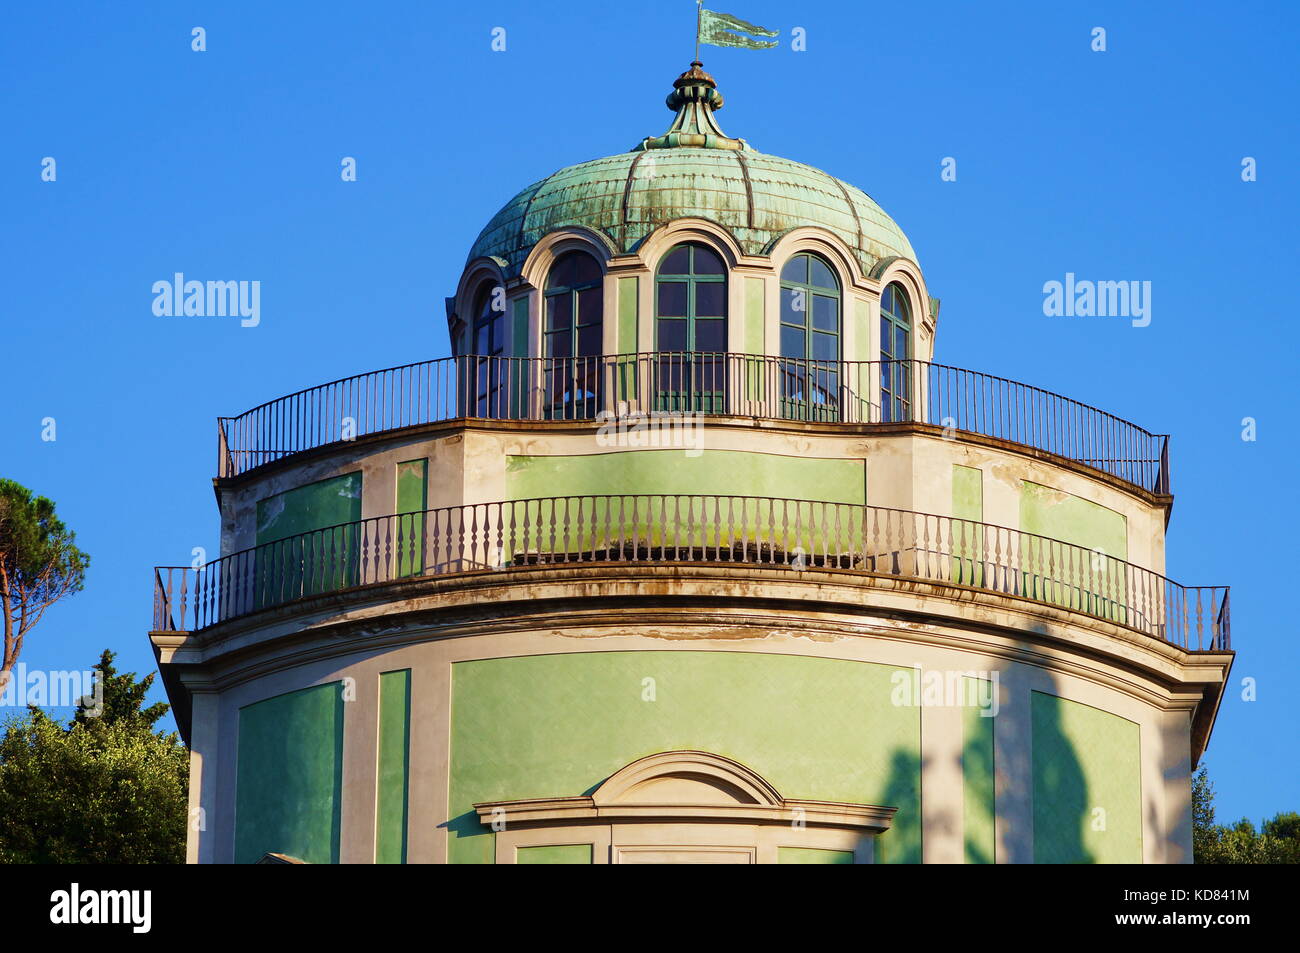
[216,353,1172,494]
[152,494,1228,650]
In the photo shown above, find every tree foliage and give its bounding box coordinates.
[0,650,188,863]
[1193,763,1300,864]
[0,479,90,682]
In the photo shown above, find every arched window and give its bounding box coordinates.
[779,253,841,421]
[880,282,911,422]
[471,283,504,416]
[655,243,727,412]
[543,250,604,417]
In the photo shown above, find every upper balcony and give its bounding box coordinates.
[216,352,1172,498]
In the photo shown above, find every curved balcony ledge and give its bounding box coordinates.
[152,494,1228,650]
[215,353,1172,496]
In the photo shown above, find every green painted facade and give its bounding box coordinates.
[395,458,428,576]
[511,295,529,357]
[1019,481,1129,621]
[517,844,593,864]
[506,449,864,504]
[962,676,996,864]
[617,275,638,353]
[375,669,412,864]
[1019,481,1126,559]
[744,276,764,355]
[951,465,985,585]
[952,465,983,522]
[256,472,362,545]
[1031,691,1141,864]
[234,683,345,865]
[503,450,865,558]
[447,651,922,865]
[253,472,364,602]
[778,847,855,864]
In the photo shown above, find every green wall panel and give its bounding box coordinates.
[395,459,428,576]
[235,683,344,865]
[744,276,764,354]
[511,295,530,357]
[1019,481,1126,559]
[256,472,362,545]
[952,465,983,522]
[448,651,921,864]
[253,472,363,602]
[962,676,996,864]
[506,450,864,504]
[517,844,593,865]
[1019,481,1128,621]
[778,847,855,864]
[503,451,865,559]
[951,465,984,586]
[617,276,638,354]
[1031,691,1141,864]
[375,669,412,864]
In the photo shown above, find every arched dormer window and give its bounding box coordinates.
[543,250,604,418]
[779,252,841,421]
[655,243,726,413]
[880,282,911,422]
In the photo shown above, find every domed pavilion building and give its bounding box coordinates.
[150,63,1233,864]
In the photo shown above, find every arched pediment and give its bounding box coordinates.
[591,750,784,808]
[473,749,896,833]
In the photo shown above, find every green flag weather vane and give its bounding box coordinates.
[695,3,779,58]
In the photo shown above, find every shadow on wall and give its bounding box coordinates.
[875,747,923,864]
[1014,632,1093,864]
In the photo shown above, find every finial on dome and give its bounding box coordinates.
[633,62,749,152]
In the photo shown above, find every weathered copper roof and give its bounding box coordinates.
[467,64,916,279]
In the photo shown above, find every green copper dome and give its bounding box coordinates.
[467,64,916,279]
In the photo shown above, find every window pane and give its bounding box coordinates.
[657,281,687,317]
[880,285,893,313]
[548,293,571,331]
[546,255,574,291]
[813,294,839,331]
[781,324,806,359]
[781,255,807,284]
[810,256,837,290]
[547,329,571,358]
[694,281,726,317]
[813,331,837,361]
[576,288,602,326]
[658,318,687,351]
[570,253,602,287]
[578,323,602,356]
[895,326,909,359]
[475,323,491,354]
[694,319,725,352]
[692,244,725,275]
[781,287,807,326]
[880,316,893,358]
[888,283,910,323]
[659,245,690,276]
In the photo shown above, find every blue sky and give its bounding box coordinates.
[1,1,1295,826]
